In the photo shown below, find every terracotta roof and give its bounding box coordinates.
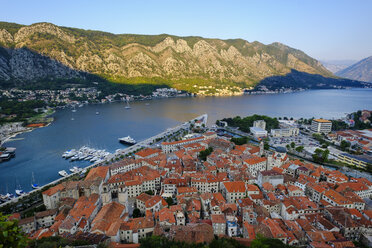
[85,166,109,181]
[262,218,287,239]
[237,198,254,208]
[18,217,34,225]
[8,213,21,220]
[310,242,332,248]
[35,209,57,219]
[212,192,226,204]
[42,183,65,196]
[91,202,126,234]
[262,182,275,191]
[158,208,176,224]
[177,186,198,194]
[287,185,302,192]
[120,217,154,232]
[324,190,351,205]
[313,119,331,123]
[246,184,260,192]
[145,195,166,208]
[244,156,266,165]
[168,223,214,244]
[243,222,256,241]
[223,181,246,193]
[136,193,152,203]
[135,148,161,158]
[336,182,369,192]
[67,194,99,223]
[110,243,140,248]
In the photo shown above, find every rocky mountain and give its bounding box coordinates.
[336,56,372,83]
[0,21,367,95]
[320,60,357,74]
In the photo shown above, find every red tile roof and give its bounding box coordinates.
[42,183,65,196]
[135,148,161,158]
[223,181,246,193]
[85,166,109,181]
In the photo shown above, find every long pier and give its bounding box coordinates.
[0,114,207,209]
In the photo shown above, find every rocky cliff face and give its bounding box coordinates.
[0,47,83,82]
[0,22,339,94]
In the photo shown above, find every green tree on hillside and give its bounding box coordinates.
[0,213,28,248]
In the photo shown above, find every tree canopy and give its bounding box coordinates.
[0,213,29,248]
[221,115,279,133]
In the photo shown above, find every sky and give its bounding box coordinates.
[1,0,371,61]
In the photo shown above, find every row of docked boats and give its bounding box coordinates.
[62,146,111,163]
[0,189,27,203]
[0,172,40,203]
[58,167,87,178]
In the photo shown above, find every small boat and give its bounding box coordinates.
[69,166,80,173]
[119,136,136,145]
[79,104,84,108]
[0,194,8,202]
[31,172,40,189]
[31,183,39,189]
[71,118,74,121]
[96,111,99,115]
[15,189,25,196]
[145,103,150,106]
[59,170,69,177]
[72,105,77,112]
[6,193,14,199]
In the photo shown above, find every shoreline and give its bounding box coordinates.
[1,110,55,146]
[1,87,370,146]
[0,114,206,208]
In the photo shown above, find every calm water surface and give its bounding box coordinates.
[1,88,372,193]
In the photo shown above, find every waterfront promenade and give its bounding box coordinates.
[0,114,207,208]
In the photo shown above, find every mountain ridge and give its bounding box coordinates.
[336,56,372,83]
[0,21,367,95]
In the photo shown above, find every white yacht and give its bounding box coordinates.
[69,167,80,173]
[15,189,25,196]
[59,170,69,177]
[119,136,136,145]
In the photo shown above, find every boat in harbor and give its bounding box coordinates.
[62,146,111,163]
[5,193,14,200]
[119,136,136,145]
[31,172,40,189]
[15,189,25,196]
[63,149,77,159]
[69,166,81,173]
[59,170,69,177]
